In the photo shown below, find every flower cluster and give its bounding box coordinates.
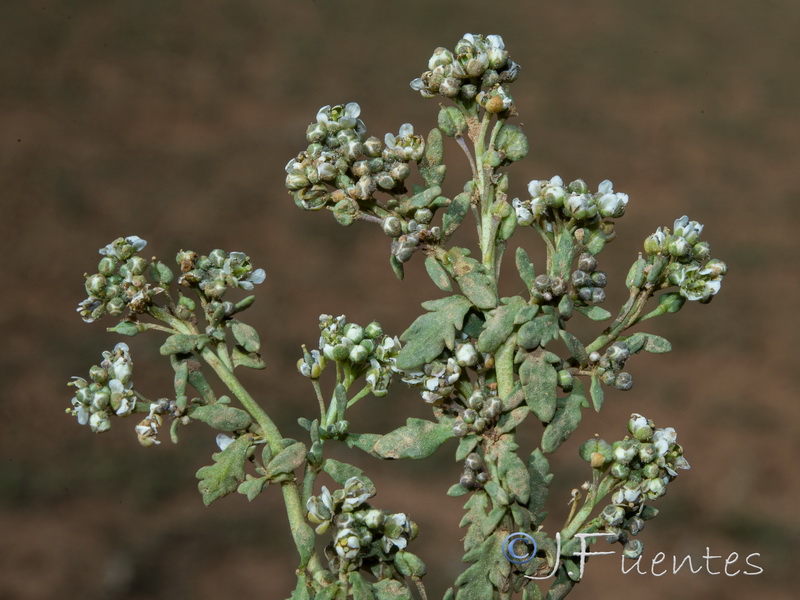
[67,343,137,432]
[302,315,401,397]
[642,216,727,303]
[77,236,163,323]
[285,103,426,219]
[410,34,520,105]
[588,342,634,391]
[307,478,422,574]
[177,249,265,300]
[587,414,689,557]
[570,252,608,305]
[387,215,442,264]
[514,177,628,252]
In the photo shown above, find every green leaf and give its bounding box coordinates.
[264,441,307,478]
[237,475,267,501]
[316,583,342,600]
[372,579,412,600]
[624,332,672,354]
[108,320,140,336]
[559,330,588,365]
[443,192,472,239]
[447,483,470,497]
[389,254,404,280]
[160,334,208,355]
[348,572,376,600]
[496,406,530,434]
[522,582,543,600]
[477,298,525,353]
[231,345,266,369]
[424,255,453,291]
[462,311,484,338]
[575,305,612,321]
[395,295,472,370]
[196,434,254,506]
[447,248,498,309]
[456,434,480,461]
[589,375,604,412]
[344,432,383,455]
[372,418,453,459]
[423,127,444,165]
[527,449,553,523]
[287,574,310,600]
[460,490,491,552]
[517,314,559,350]
[322,459,376,495]
[553,232,575,278]
[499,451,530,505]
[515,247,536,290]
[515,304,539,325]
[189,404,253,431]
[520,353,558,423]
[541,383,585,454]
[501,382,525,412]
[455,533,504,599]
[230,320,261,353]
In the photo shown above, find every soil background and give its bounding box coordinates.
[1,1,799,599]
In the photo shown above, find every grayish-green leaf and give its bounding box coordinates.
[348,572,376,600]
[424,255,453,291]
[496,406,530,434]
[559,330,588,365]
[372,579,412,600]
[287,575,310,600]
[230,320,261,353]
[447,483,470,497]
[517,314,559,350]
[521,353,558,423]
[237,475,267,501]
[516,247,537,290]
[196,434,254,506]
[443,192,472,239]
[499,451,531,505]
[160,334,207,355]
[231,345,266,369]
[395,296,472,370]
[265,441,307,478]
[477,299,524,353]
[372,418,453,460]
[589,375,604,412]
[515,304,539,325]
[575,305,612,321]
[553,232,575,278]
[189,404,252,431]
[456,434,480,461]
[541,383,585,454]
[389,254,404,280]
[528,449,553,522]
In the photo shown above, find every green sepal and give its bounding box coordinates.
[195,434,254,506]
[322,458,376,495]
[372,418,454,459]
[395,295,472,370]
[541,382,585,454]
[477,298,525,353]
[372,579,413,600]
[108,320,141,336]
[231,345,267,369]
[498,451,531,505]
[389,255,405,280]
[237,475,267,501]
[575,305,612,321]
[424,255,453,291]
[443,192,472,239]
[188,404,253,431]
[520,353,558,423]
[559,330,588,365]
[456,434,480,461]
[553,232,575,279]
[527,449,552,522]
[160,333,209,355]
[264,441,307,478]
[589,375,604,412]
[230,320,261,353]
[348,572,376,600]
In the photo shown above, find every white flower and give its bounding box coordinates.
[673,215,704,244]
[528,179,544,197]
[215,433,234,452]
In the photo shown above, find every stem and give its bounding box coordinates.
[199,347,324,577]
[346,385,371,409]
[585,288,653,354]
[456,135,478,180]
[560,476,614,541]
[311,379,327,426]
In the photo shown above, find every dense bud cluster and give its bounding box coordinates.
[285,103,425,220]
[640,216,727,303]
[410,34,520,106]
[302,315,400,397]
[77,236,163,322]
[307,478,422,575]
[590,341,634,391]
[570,252,608,306]
[177,249,265,300]
[67,343,137,432]
[513,177,628,254]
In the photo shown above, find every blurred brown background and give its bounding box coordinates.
[1,1,798,598]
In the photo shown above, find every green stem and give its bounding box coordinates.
[311,379,327,427]
[560,476,614,541]
[585,289,653,354]
[346,385,371,409]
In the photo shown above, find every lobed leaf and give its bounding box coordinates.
[520,353,558,423]
[372,418,454,460]
[196,434,254,506]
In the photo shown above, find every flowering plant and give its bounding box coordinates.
[68,34,726,599]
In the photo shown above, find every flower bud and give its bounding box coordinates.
[623,540,644,559]
[98,257,117,276]
[610,462,631,480]
[614,372,633,391]
[349,345,369,364]
[456,343,479,367]
[495,124,528,163]
[602,505,625,527]
[667,235,692,259]
[382,216,403,237]
[465,453,483,471]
